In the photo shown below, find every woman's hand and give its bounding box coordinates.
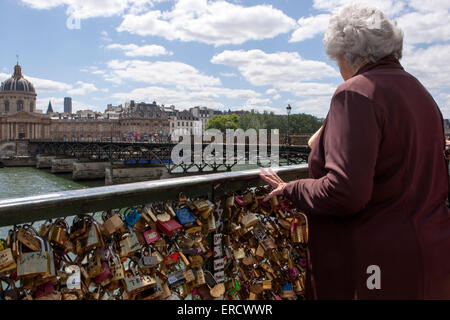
[259,168,288,202]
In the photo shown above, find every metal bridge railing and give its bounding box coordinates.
[0,164,309,227]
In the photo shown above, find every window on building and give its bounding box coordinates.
[29,102,33,112]
[17,100,23,111]
[4,101,9,112]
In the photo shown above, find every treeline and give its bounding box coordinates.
[206,111,323,134]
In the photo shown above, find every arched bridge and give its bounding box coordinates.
[27,140,310,173]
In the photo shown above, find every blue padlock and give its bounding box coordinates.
[175,207,195,226]
[122,207,140,227]
[282,282,293,291]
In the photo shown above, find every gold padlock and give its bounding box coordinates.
[48,219,69,247]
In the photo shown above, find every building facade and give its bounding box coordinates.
[169,110,202,141]
[0,63,51,140]
[64,97,72,114]
[189,106,222,130]
[49,116,120,141]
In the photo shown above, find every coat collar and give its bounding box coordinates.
[354,55,404,77]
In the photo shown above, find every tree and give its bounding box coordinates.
[206,114,239,131]
[206,111,323,134]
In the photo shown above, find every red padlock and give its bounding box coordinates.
[234,196,248,207]
[94,262,111,284]
[165,253,179,265]
[157,219,182,237]
[35,281,54,298]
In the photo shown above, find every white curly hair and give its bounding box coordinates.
[323,4,404,68]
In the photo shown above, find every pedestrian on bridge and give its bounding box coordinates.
[260,4,450,300]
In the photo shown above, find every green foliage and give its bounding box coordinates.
[205,114,239,131]
[206,111,323,134]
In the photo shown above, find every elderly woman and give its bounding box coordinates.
[261,4,450,299]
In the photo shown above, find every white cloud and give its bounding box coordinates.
[0,72,72,93]
[1,72,99,96]
[312,0,407,16]
[117,0,297,46]
[100,30,112,42]
[408,0,450,13]
[67,81,98,95]
[243,98,280,113]
[278,82,337,98]
[112,85,260,109]
[81,66,106,75]
[106,43,172,57]
[397,11,450,45]
[219,72,237,78]
[105,59,221,89]
[402,44,450,90]
[290,14,331,43]
[20,0,167,19]
[211,49,339,86]
[290,96,332,118]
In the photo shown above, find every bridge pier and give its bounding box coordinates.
[51,158,77,173]
[36,155,56,169]
[72,162,110,181]
[105,165,170,185]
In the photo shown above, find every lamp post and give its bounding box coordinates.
[286,104,291,146]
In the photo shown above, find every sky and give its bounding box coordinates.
[0,0,449,118]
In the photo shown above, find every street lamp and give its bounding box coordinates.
[286,104,292,146]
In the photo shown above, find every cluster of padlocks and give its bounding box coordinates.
[0,186,308,300]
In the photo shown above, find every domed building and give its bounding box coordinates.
[0,63,36,114]
[0,63,51,140]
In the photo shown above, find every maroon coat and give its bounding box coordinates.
[284,55,450,299]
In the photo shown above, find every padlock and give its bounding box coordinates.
[178,192,188,205]
[35,280,54,299]
[17,225,42,251]
[194,267,206,287]
[48,218,69,248]
[108,249,125,282]
[167,270,186,289]
[157,216,182,237]
[75,219,104,255]
[240,213,259,229]
[206,214,216,233]
[138,247,158,270]
[142,228,160,245]
[69,215,89,240]
[280,282,296,299]
[38,219,53,239]
[102,210,124,236]
[174,207,196,227]
[0,246,15,269]
[121,207,141,228]
[17,235,55,278]
[119,232,140,258]
[94,262,111,284]
[184,269,196,283]
[86,251,104,278]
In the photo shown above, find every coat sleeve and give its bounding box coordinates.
[283,90,384,216]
